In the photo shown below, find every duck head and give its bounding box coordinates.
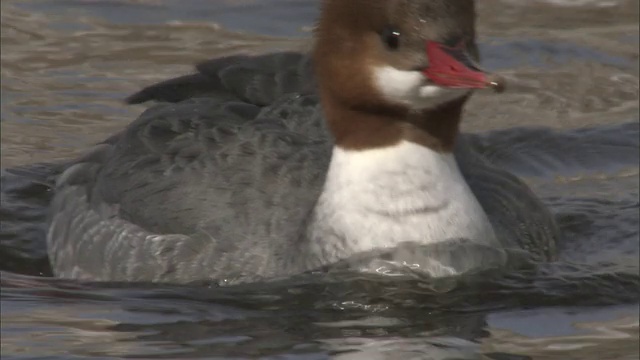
[314,0,505,151]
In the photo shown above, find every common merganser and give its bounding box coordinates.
[46,0,558,284]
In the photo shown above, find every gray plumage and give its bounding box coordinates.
[46,52,559,284]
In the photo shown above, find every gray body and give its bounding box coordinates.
[46,52,558,284]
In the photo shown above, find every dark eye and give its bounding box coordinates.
[381,26,401,50]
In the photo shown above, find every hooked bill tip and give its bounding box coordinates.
[489,81,504,93]
[487,76,506,93]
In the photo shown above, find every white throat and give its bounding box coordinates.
[373,65,471,110]
[307,141,499,272]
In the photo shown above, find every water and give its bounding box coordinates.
[1,0,638,359]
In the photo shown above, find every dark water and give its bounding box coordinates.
[1,0,639,359]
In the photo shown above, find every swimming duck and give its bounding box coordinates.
[46,0,558,284]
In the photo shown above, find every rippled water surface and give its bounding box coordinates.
[1,0,639,359]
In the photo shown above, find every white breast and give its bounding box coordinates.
[307,141,499,269]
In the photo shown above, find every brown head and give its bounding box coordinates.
[313,0,504,151]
